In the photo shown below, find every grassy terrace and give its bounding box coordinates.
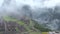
[3,16,41,34]
[42,32,48,34]
[30,32,40,34]
[3,16,25,25]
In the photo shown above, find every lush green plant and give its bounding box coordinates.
[34,22,51,32]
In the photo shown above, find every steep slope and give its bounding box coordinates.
[36,6,60,31]
[2,16,41,34]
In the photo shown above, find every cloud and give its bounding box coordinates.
[0,0,60,8]
[16,0,60,8]
[44,0,60,7]
[0,0,3,7]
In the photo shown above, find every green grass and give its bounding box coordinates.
[15,27,19,32]
[3,16,24,25]
[30,32,40,34]
[17,21,25,25]
[22,32,40,34]
[24,25,31,32]
[3,16,33,31]
[23,19,35,32]
[3,16,18,21]
[42,32,48,34]
[29,19,34,27]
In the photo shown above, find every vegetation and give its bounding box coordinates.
[42,32,48,34]
[2,16,41,34]
[34,21,51,32]
[0,15,52,34]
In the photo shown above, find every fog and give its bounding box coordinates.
[0,0,60,8]
[0,0,60,31]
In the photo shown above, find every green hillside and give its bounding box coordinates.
[2,16,51,34]
[3,16,41,34]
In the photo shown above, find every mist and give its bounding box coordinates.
[0,0,60,31]
[0,0,59,16]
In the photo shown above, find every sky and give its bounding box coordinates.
[0,0,3,7]
[0,0,60,8]
[16,0,60,8]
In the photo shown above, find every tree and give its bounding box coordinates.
[34,21,51,32]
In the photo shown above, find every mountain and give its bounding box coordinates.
[34,5,60,31]
[0,16,41,34]
[0,0,60,32]
[0,15,51,34]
